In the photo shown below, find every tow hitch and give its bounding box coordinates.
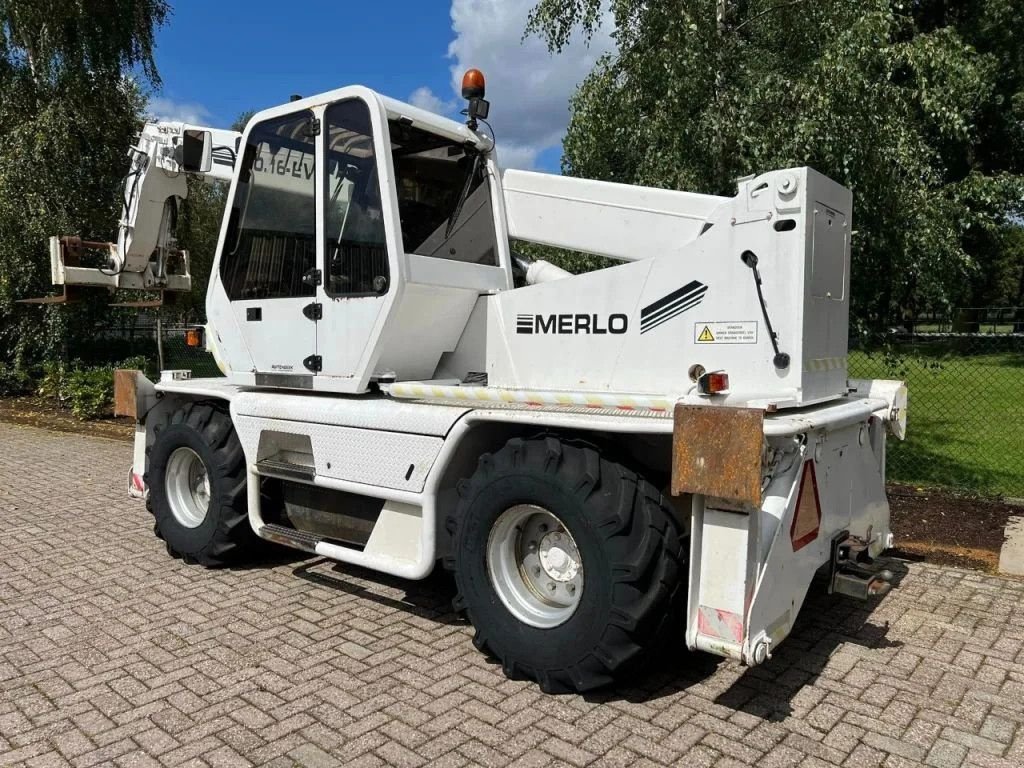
[829,531,894,600]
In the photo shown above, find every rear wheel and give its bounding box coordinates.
[445,436,686,693]
[146,402,256,567]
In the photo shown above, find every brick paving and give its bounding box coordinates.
[2,421,1024,767]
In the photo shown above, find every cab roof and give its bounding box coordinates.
[245,85,490,151]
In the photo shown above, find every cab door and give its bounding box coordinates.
[219,109,322,386]
[316,98,392,385]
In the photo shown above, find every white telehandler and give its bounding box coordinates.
[43,70,907,693]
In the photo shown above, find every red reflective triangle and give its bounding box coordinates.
[791,461,822,551]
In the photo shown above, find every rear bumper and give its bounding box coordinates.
[673,385,902,666]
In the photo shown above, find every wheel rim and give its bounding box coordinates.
[486,504,584,629]
[165,447,211,529]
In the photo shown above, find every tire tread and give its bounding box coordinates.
[445,435,687,693]
[147,402,256,568]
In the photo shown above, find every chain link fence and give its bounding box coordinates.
[156,322,223,378]
[83,317,221,378]
[849,315,1023,498]
[123,311,1024,499]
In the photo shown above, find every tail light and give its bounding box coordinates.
[697,371,730,395]
[185,327,204,348]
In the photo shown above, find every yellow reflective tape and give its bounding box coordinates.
[387,382,674,417]
[804,356,848,373]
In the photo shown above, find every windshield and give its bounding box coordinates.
[219,111,317,300]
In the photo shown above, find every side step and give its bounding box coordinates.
[255,458,315,482]
[258,523,321,553]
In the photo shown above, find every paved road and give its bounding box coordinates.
[2,422,1023,767]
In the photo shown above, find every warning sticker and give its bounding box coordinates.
[694,321,758,344]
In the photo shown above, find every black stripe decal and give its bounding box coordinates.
[640,295,705,334]
[641,280,706,320]
[638,286,704,327]
[640,285,707,329]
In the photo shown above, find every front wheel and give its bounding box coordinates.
[445,436,687,693]
[146,402,257,567]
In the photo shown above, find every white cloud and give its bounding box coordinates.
[146,96,214,126]
[493,142,548,171]
[413,0,616,170]
[408,86,456,116]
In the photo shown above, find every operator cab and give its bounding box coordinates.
[207,78,511,394]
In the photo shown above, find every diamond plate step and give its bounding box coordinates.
[255,458,315,482]
[258,523,321,553]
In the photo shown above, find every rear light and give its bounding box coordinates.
[697,371,729,395]
[185,327,204,348]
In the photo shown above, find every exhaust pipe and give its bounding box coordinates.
[512,254,572,285]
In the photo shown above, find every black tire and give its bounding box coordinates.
[445,436,687,693]
[145,401,256,567]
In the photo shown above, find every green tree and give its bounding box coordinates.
[231,110,256,133]
[0,1,169,376]
[527,0,1024,327]
[173,176,227,320]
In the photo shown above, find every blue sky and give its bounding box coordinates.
[149,1,615,171]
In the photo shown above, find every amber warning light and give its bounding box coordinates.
[461,69,490,130]
[461,69,486,99]
[185,328,204,348]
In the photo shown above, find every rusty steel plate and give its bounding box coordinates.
[671,404,765,507]
[113,369,140,419]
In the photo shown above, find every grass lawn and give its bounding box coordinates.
[849,345,1024,498]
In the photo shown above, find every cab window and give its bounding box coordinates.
[389,120,498,266]
[325,100,390,297]
[219,111,317,300]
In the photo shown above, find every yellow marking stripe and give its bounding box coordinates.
[389,382,672,415]
[804,357,848,372]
